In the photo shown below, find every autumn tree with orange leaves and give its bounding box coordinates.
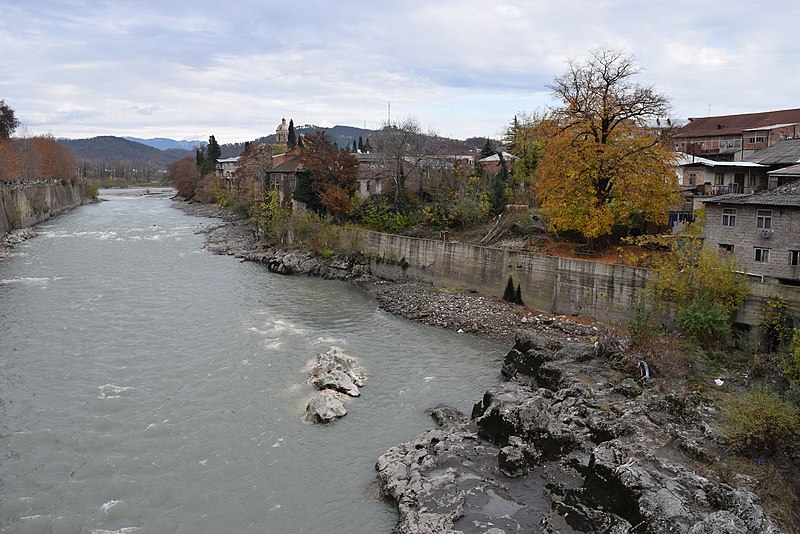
[0,131,75,183]
[297,131,358,222]
[536,48,680,241]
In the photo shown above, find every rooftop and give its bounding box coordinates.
[673,108,800,139]
[748,139,800,165]
[676,153,764,168]
[702,179,800,207]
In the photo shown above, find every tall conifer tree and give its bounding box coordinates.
[287,119,297,149]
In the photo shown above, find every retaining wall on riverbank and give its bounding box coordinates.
[0,182,87,235]
[356,230,800,327]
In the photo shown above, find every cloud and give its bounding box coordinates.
[2,0,799,141]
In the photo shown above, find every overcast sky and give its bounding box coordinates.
[2,1,799,144]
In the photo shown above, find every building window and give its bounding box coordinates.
[747,174,756,186]
[722,208,736,227]
[756,209,772,229]
[688,172,697,186]
[747,136,765,144]
[791,250,800,266]
[714,173,724,185]
[719,244,734,255]
[754,248,770,263]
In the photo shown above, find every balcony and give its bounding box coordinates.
[709,183,741,195]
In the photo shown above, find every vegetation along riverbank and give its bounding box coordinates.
[174,197,799,533]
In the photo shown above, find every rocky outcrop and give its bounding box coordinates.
[303,347,367,424]
[378,331,783,533]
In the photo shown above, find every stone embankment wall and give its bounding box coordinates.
[356,230,800,328]
[0,181,87,235]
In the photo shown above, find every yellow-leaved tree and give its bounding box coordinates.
[536,48,681,240]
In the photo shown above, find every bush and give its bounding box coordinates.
[723,389,800,456]
[273,211,341,255]
[627,300,656,345]
[784,328,800,382]
[761,298,798,352]
[647,244,749,318]
[677,298,730,345]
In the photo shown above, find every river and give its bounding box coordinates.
[0,188,506,534]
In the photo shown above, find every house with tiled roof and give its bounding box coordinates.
[265,147,305,207]
[702,180,800,283]
[673,108,800,162]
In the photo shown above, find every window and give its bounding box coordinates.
[747,174,756,187]
[715,173,724,185]
[747,136,766,144]
[754,248,770,263]
[719,244,734,255]
[756,209,772,229]
[688,172,697,186]
[722,208,736,227]
[791,250,800,266]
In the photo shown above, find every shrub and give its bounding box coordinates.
[722,389,800,456]
[784,328,800,382]
[648,244,749,317]
[627,300,656,345]
[761,298,798,352]
[677,298,730,345]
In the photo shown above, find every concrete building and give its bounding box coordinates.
[702,180,800,284]
[673,108,800,162]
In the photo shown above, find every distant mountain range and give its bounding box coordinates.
[123,136,206,151]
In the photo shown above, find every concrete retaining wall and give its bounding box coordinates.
[1,181,87,235]
[357,230,800,327]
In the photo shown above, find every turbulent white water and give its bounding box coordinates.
[0,189,506,534]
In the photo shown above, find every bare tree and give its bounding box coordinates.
[373,116,441,211]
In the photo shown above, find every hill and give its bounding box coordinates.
[123,136,206,151]
[59,136,195,170]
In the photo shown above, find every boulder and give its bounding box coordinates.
[304,390,347,424]
[307,346,367,396]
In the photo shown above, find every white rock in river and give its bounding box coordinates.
[304,390,347,424]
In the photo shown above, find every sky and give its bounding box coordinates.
[2,1,799,144]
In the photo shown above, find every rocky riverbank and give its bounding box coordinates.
[0,227,38,261]
[174,199,785,533]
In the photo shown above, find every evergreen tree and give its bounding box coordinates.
[0,100,20,139]
[206,135,221,162]
[503,276,515,302]
[490,153,509,215]
[195,147,206,174]
[480,138,496,159]
[352,139,358,152]
[198,135,220,176]
[297,135,304,148]
[358,136,364,152]
[287,119,296,149]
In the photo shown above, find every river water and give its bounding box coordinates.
[0,189,507,534]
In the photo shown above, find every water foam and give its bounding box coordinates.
[97,384,135,399]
